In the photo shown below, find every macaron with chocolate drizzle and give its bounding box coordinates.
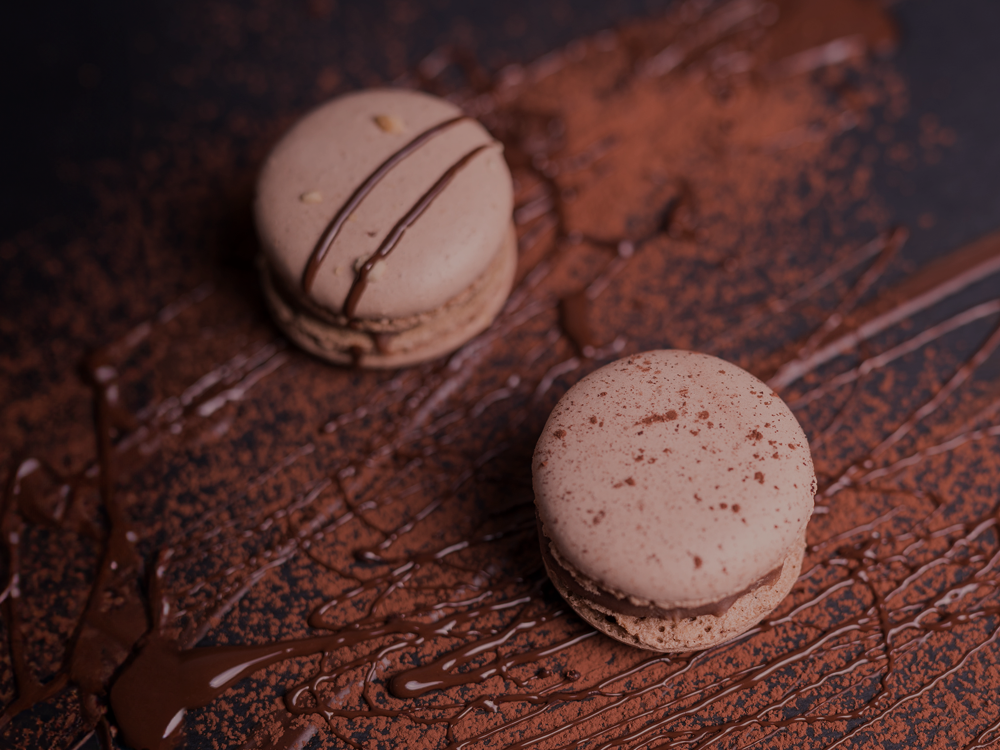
[533,350,816,652]
[255,88,517,367]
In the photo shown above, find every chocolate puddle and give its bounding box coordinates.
[5,1,1000,749]
[110,634,362,750]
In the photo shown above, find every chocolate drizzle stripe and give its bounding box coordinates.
[300,114,470,295]
[342,143,492,319]
[769,226,1000,388]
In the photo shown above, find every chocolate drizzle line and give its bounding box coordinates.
[341,143,492,320]
[300,114,470,296]
[6,2,1000,750]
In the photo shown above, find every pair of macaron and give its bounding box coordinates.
[255,91,815,652]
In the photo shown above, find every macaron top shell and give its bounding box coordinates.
[533,350,816,609]
[255,89,513,319]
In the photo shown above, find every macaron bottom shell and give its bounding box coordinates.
[546,531,806,653]
[260,223,517,368]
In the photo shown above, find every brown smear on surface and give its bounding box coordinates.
[558,291,601,355]
[760,0,900,65]
[4,1,1000,750]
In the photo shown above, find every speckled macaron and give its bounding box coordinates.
[533,350,816,652]
[255,88,517,368]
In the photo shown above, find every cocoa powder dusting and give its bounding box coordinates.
[4,2,1000,750]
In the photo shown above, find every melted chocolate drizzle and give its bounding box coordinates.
[300,114,470,296]
[5,3,1000,750]
[342,143,491,319]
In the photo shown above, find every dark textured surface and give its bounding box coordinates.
[873,0,1000,263]
[4,0,1000,291]
[1,0,678,240]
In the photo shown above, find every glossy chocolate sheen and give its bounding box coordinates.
[5,1,1000,749]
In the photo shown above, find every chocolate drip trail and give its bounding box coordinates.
[769,225,1000,389]
[300,114,469,295]
[342,143,490,319]
[558,291,600,355]
[109,580,588,748]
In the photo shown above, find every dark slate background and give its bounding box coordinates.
[3,1,1000,246]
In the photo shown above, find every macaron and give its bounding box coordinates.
[533,350,816,652]
[254,88,517,368]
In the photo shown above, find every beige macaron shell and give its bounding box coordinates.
[254,89,513,319]
[533,350,815,609]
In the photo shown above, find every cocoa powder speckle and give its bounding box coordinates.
[636,410,678,426]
